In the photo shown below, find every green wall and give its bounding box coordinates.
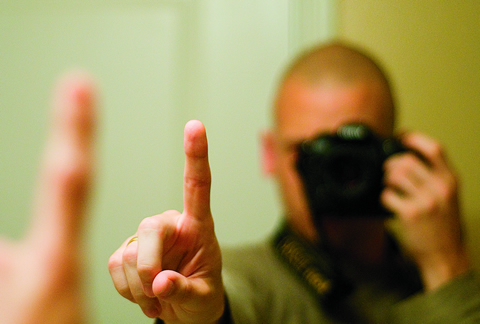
[0,2,335,322]
[338,0,480,266]
[3,1,476,323]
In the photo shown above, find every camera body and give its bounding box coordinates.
[296,124,405,218]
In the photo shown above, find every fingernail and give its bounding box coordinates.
[157,278,174,298]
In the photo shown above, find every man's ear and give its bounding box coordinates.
[260,130,276,176]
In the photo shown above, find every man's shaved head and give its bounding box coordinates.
[264,41,397,242]
[274,41,396,134]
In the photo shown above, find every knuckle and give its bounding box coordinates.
[426,141,443,158]
[399,153,418,168]
[164,275,190,303]
[397,198,423,220]
[108,253,122,271]
[380,188,393,205]
[175,282,189,304]
[137,262,156,281]
[122,245,138,265]
[422,196,438,215]
[181,278,193,302]
[139,300,161,318]
[138,216,162,231]
[49,156,91,189]
[41,161,92,209]
[384,166,403,186]
[138,211,180,232]
[184,175,211,190]
[438,179,457,202]
[398,201,413,216]
[403,205,421,221]
[385,168,400,183]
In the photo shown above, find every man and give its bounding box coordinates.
[108,42,480,323]
[0,72,96,324]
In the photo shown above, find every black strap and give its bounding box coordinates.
[272,223,353,304]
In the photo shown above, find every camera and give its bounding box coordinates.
[296,124,406,218]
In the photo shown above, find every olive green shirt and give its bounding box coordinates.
[222,236,480,323]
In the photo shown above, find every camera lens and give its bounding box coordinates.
[327,154,369,198]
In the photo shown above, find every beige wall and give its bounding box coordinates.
[337,1,480,265]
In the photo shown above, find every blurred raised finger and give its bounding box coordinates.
[30,71,97,245]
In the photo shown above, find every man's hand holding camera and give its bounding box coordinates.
[382,132,471,291]
[295,124,471,291]
[108,120,225,323]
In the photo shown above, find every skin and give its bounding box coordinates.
[0,72,96,324]
[382,132,470,289]
[108,42,471,323]
[109,121,224,323]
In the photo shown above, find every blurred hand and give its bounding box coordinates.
[382,132,470,291]
[108,120,224,324]
[0,72,96,324]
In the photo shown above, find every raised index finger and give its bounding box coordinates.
[183,120,212,218]
[29,71,96,246]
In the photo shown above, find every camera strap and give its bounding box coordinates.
[272,222,354,304]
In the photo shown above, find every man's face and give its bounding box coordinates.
[264,76,393,242]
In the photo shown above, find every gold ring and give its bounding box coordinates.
[126,236,138,246]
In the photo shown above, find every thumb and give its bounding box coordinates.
[153,270,214,304]
[153,270,190,303]
[27,70,97,250]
